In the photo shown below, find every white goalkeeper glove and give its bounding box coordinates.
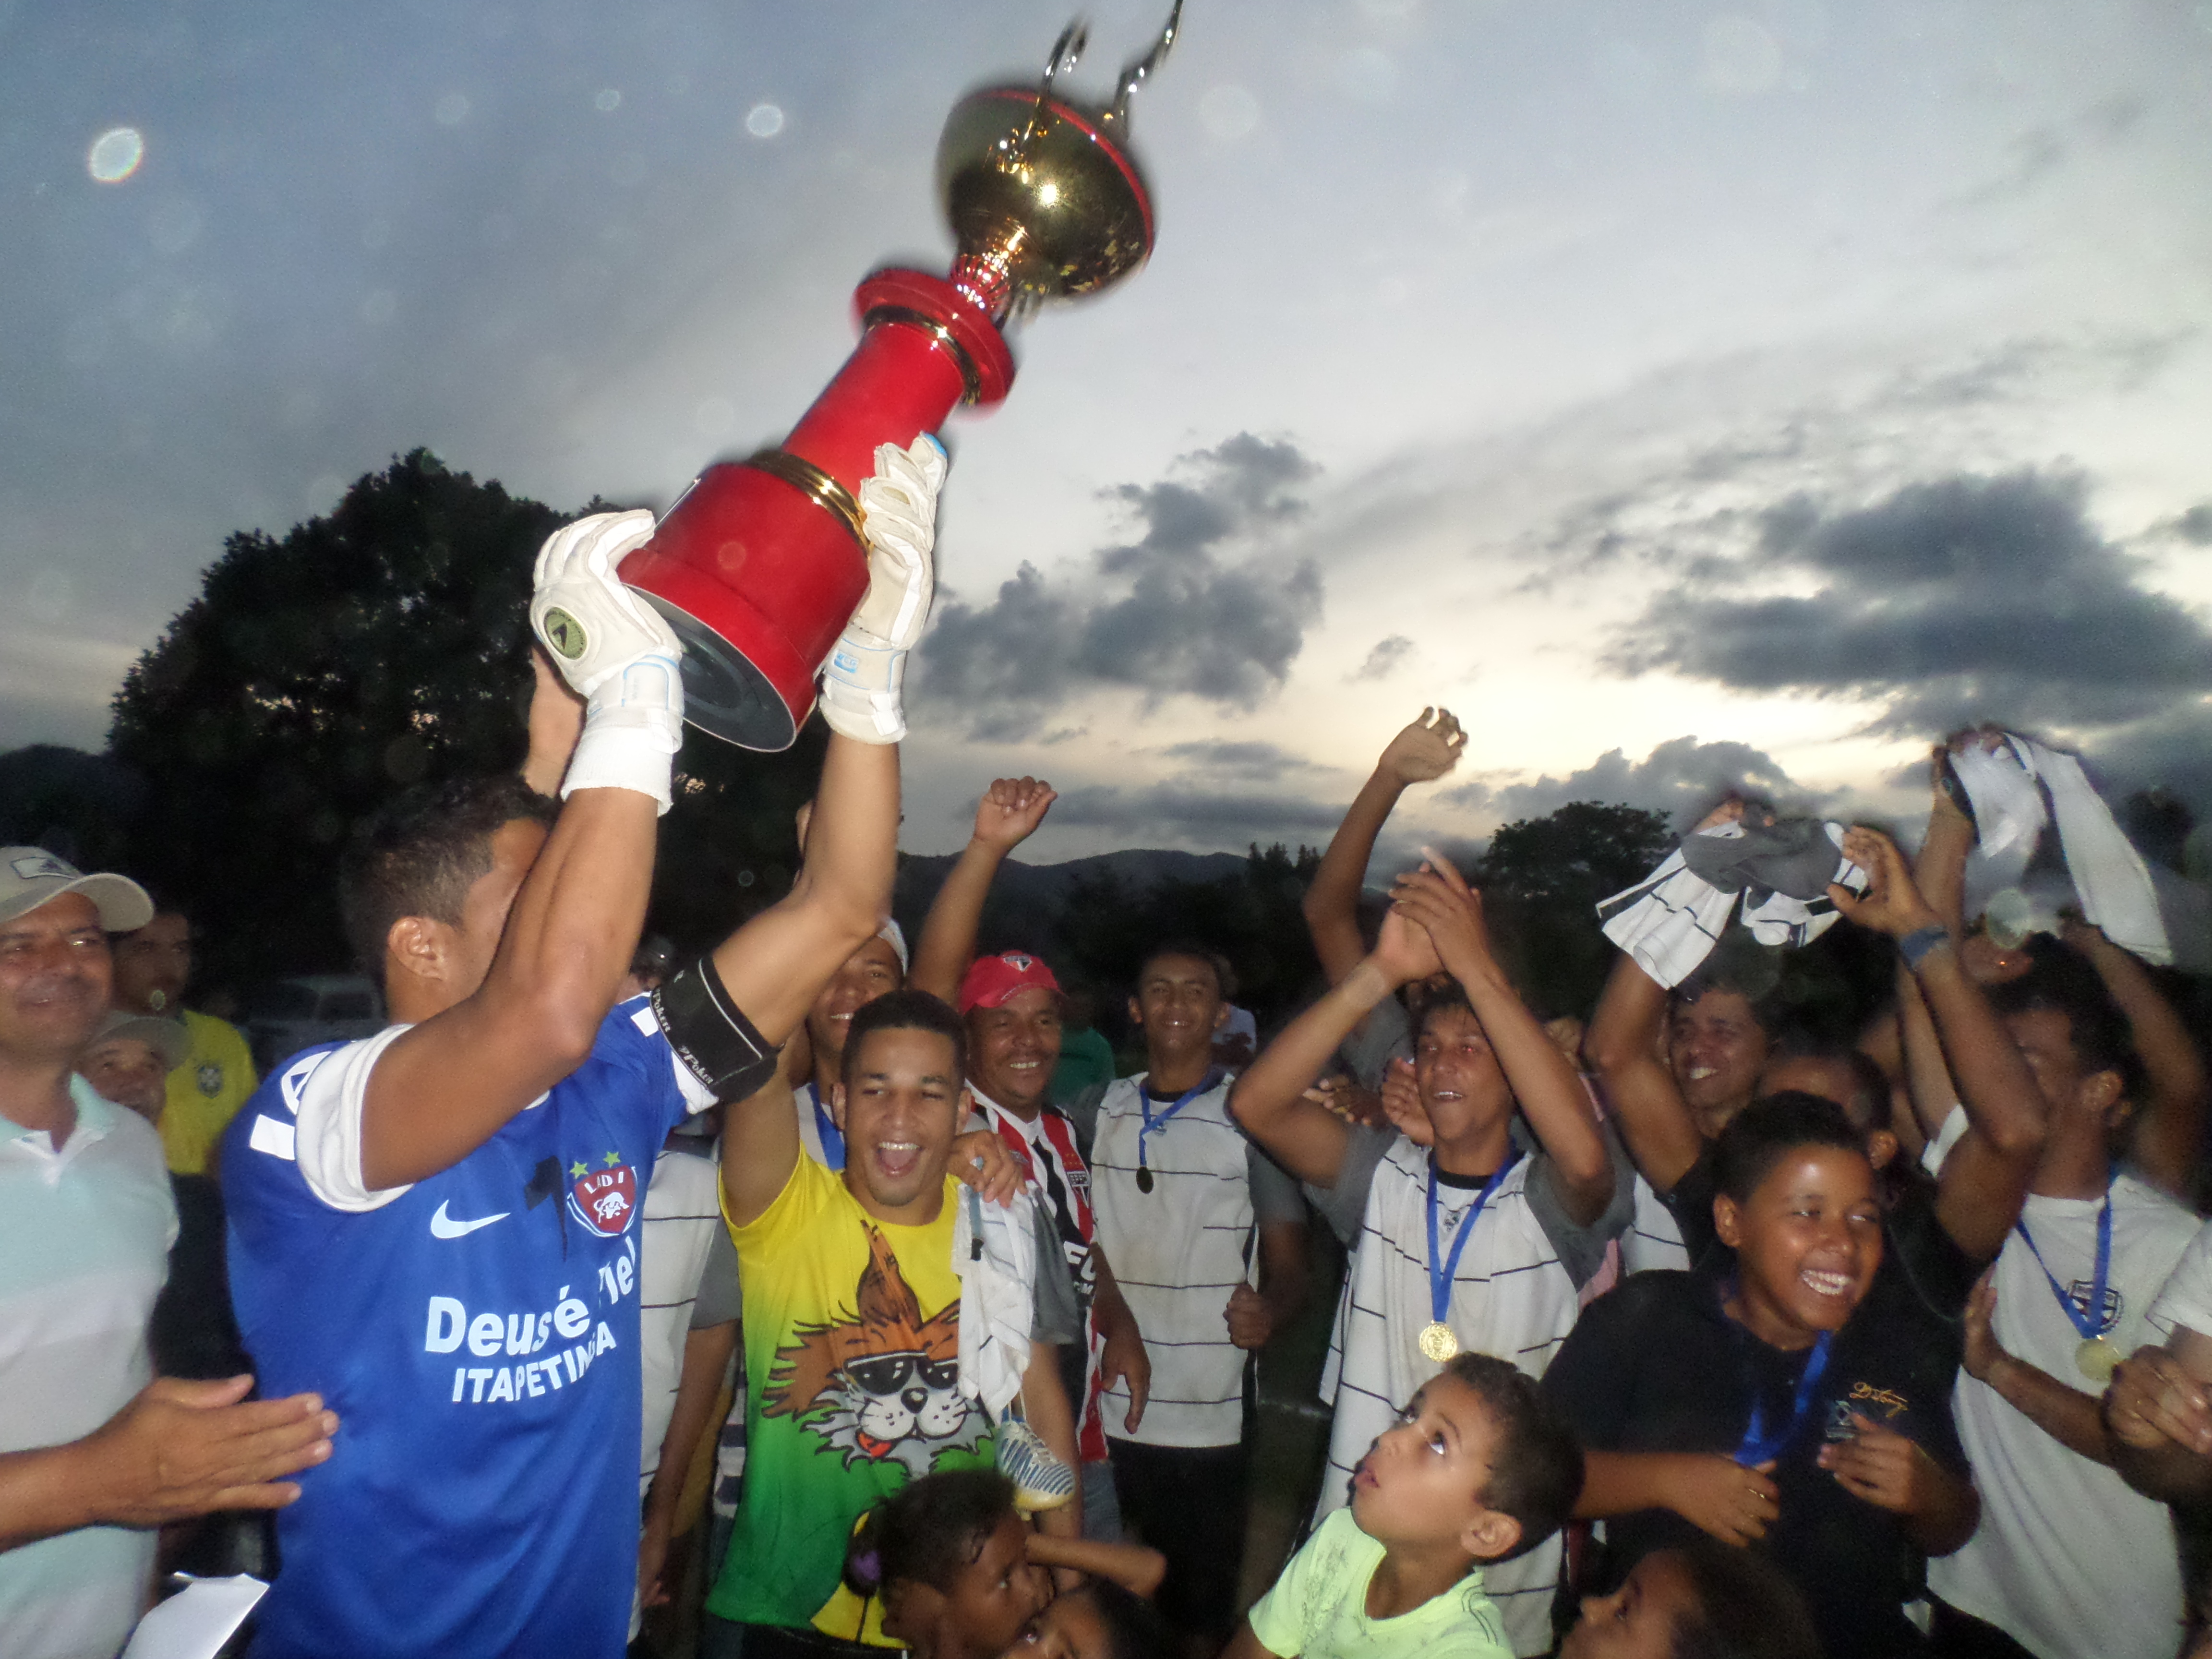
[528,509,685,813]
[818,434,947,745]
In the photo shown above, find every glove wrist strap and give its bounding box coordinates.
[564,655,683,812]
[818,632,906,745]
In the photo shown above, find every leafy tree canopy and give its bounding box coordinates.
[109,449,823,990]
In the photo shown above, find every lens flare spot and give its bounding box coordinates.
[745,102,785,138]
[595,88,622,112]
[88,127,144,183]
[1199,85,1260,140]
[435,93,471,126]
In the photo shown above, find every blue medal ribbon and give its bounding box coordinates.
[1425,1150,1522,1330]
[1735,1329,1833,1467]
[807,1084,845,1170]
[2014,1182,2114,1342]
[1135,1068,1224,1184]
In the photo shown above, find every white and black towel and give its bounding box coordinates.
[1596,818,1868,988]
[1951,733,2171,966]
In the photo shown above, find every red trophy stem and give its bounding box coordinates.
[617,268,1017,751]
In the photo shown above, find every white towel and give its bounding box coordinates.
[1595,845,1739,989]
[953,1183,1038,1418]
[1596,821,1866,988]
[1952,734,2170,966]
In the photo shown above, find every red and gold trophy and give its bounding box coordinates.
[618,9,1182,749]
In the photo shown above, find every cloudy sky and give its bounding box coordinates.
[5,0,2210,868]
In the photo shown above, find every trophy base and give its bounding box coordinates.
[633,589,800,753]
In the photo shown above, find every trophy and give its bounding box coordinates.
[618,6,1183,749]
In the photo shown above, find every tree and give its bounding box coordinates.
[0,745,146,874]
[1053,843,1323,1045]
[1474,801,1676,1021]
[109,449,823,991]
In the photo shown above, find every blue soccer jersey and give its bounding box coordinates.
[223,996,706,1659]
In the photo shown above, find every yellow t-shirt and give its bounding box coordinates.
[707,1156,994,1644]
[158,1010,257,1177]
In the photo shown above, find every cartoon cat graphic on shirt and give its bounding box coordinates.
[764,1226,987,1479]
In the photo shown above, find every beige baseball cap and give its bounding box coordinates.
[87,1008,190,1070]
[0,847,154,932]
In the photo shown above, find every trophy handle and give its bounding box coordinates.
[1106,0,1183,127]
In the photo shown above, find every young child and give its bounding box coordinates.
[1228,854,1620,1654]
[1543,1093,1980,1658]
[850,1470,1166,1659]
[1556,1540,1818,1659]
[1225,1353,1584,1659]
[999,1581,1176,1659]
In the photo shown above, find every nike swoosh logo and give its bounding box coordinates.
[430,1201,510,1239]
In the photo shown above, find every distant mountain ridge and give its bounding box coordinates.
[890,847,1250,941]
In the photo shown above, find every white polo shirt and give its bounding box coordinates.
[1087,1073,1303,1449]
[0,1077,178,1659]
[1925,1107,2196,1659]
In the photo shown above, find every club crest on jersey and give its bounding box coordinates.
[566,1154,638,1237]
[2067,1278,2123,1334]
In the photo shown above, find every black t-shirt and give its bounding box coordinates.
[1662,1149,1982,1321]
[1542,1262,1968,1659]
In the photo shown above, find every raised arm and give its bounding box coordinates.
[1831,827,2045,1263]
[708,733,897,1045]
[908,777,1058,1001]
[1393,851,1611,1221]
[2063,918,2206,1199]
[364,515,677,1190]
[1227,909,1441,1187]
[703,429,952,1040]
[1918,740,1980,937]
[1300,709,1465,986]
[1584,951,1704,1196]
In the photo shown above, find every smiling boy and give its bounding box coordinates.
[711,990,1082,1655]
[1073,941,1309,1649]
[1544,1094,1979,1658]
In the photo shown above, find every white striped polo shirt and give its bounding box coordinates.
[1089,1072,1300,1449]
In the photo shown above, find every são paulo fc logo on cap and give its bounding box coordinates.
[566,1153,638,1237]
[1005,953,1033,970]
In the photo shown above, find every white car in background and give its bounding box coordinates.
[245,974,385,1072]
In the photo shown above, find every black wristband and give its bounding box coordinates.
[1899,924,1951,972]
[653,954,777,1102]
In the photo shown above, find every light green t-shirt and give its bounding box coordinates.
[1248,1509,1512,1659]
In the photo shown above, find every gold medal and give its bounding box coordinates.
[2077,1335,2121,1383]
[1418,1322,1460,1362]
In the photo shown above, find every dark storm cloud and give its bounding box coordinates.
[1604,469,2212,737]
[2164,505,2212,546]
[915,433,1326,742]
[1154,739,1327,779]
[1447,735,1824,830]
[1348,635,1414,682]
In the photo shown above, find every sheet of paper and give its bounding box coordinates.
[121,1575,269,1659]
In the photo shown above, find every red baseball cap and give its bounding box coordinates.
[957,950,1063,1014]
